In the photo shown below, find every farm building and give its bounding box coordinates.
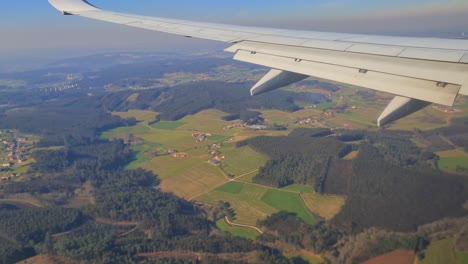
[173,152,189,158]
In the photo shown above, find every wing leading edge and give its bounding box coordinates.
[48,0,468,126]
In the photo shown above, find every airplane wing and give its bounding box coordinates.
[48,0,468,126]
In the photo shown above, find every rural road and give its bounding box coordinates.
[224,216,263,234]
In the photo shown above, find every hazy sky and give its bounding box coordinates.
[1,0,468,59]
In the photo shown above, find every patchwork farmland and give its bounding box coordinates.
[104,109,346,235]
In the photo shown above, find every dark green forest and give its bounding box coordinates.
[245,134,351,191]
[242,128,468,233]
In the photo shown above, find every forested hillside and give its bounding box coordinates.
[334,143,468,232]
[245,134,351,191]
[241,128,468,234]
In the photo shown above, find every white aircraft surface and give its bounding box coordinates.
[48,0,468,126]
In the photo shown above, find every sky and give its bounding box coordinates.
[1,0,468,63]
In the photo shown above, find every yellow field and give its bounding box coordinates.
[437,149,467,158]
[178,109,232,135]
[221,145,267,177]
[301,193,345,220]
[126,93,140,102]
[142,155,227,199]
[343,151,359,160]
[236,171,258,183]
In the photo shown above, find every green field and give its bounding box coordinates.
[151,121,185,130]
[216,181,244,194]
[288,251,323,264]
[439,157,468,172]
[125,143,161,169]
[13,164,31,175]
[315,101,337,111]
[207,135,230,142]
[261,189,318,224]
[216,219,259,240]
[422,238,468,264]
[200,181,336,226]
[102,123,152,140]
[436,149,468,173]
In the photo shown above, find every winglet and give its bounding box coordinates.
[48,0,99,14]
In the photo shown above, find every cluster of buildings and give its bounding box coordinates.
[1,173,19,182]
[2,141,15,163]
[297,117,320,125]
[192,132,212,142]
[167,149,189,158]
[223,122,247,130]
[207,143,225,165]
[1,133,30,172]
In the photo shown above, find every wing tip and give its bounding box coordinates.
[48,0,99,13]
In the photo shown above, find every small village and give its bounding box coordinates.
[295,110,336,126]
[175,132,227,164]
[0,130,32,182]
[223,122,247,130]
[207,143,225,165]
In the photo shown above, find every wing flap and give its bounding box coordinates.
[346,44,403,56]
[397,48,465,62]
[226,41,468,86]
[232,49,460,106]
